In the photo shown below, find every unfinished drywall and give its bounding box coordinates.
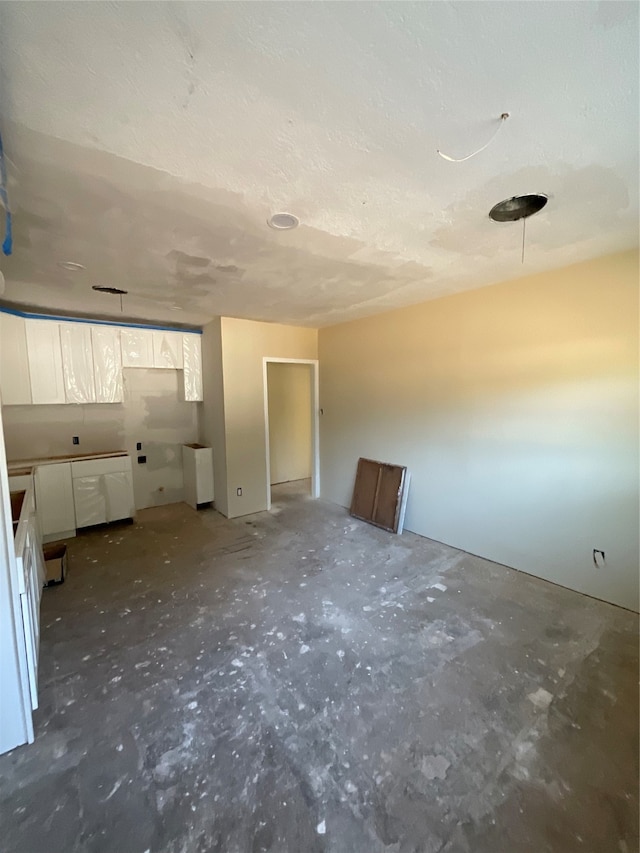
[319,250,639,611]
[2,368,199,510]
[267,362,312,485]
[220,318,317,517]
[200,318,227,516]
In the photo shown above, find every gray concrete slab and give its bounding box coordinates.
[0,484,637,853]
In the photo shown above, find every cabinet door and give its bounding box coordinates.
[92,326,123,403]
[153,330,183,369]
[34,463,75,536]
[72,475,107,528]
[182,334,203,401]
[25,319,66,405]
[104,471,134,521]
[121,328,154,368]
[60,323,97,404]
[0,312,32,405]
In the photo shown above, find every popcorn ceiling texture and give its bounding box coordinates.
[0,2,637,326]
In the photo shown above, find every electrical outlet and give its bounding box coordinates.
[72,436,79,445]
[136,441,142,451]
[137,455,147,464]
[237,487,242,496]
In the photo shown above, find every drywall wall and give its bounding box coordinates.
[319,250,639,611]
[267,362,312,485]
[2,368,199,510]
[201,318,228,516]
[220,318,317,517]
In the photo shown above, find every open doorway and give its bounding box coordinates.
[263,358,319,510]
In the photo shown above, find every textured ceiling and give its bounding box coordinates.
[0,1,637,327]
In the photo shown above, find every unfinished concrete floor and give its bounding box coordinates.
[1,481,638,853]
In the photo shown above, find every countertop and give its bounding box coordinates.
[7,451,128,477]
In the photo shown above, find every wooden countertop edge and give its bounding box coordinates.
[8,450,128,475]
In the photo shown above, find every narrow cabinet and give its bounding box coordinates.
[91,325,123,403]
[59,323,97,404]
[182,333,203,401]
[25,319,66,405]
[0,312,32,405]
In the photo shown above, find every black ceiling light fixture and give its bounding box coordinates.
[92,285,128,312]
[489,193,548,263]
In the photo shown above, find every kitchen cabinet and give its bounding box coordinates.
[183,333,203,401]
[0,313,32,405]
[182,444,214,509]
[60,323,97,404]
[92,325,123,403]
[153,330,184,369]
[34,462,76,542]
[25,319,66,405]
[121,328,155,368]
[71,455,134,527]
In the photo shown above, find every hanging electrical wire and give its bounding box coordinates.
[437,113,510,163]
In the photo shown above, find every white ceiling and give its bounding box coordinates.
[0,1,637,328]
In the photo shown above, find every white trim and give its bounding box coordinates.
[263,358,320,510]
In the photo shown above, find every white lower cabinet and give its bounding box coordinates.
[71,456,134,528]
[34,462,76,542]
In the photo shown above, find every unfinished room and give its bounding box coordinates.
[0,2,638,852]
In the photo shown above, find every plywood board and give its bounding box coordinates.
[350,458,408,533]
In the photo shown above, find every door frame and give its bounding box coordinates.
[262,357,320,510]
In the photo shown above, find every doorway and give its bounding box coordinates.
[263,358,319,510]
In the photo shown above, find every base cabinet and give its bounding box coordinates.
[71,456,134,528]
[34,463,76,542]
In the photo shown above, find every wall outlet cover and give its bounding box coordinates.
[138,455,147,464]
[237,487,242,496]
[136,442,142,451]
[72,436,79,445]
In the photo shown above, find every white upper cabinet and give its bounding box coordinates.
[25,319,66,405]
[91,325,123,403]
[0,313,32,405]
[153,330,184,369]
[121,328,155,368]
[182,333,203,401]
[60,323,97,404]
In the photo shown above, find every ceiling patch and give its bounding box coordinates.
[437,113,510,163]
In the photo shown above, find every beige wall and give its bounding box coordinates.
[221,318,317,517]
[319,250,639,611]
[2,368,199,510]
[267,362,312,485]
[201,318,228,516]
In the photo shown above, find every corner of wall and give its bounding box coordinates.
[201,318,229,517]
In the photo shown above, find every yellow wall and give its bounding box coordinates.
[267,362,312,485]
[221,318,317,516]
[319,250,639,610]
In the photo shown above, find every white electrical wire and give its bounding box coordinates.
[437,113,510,163]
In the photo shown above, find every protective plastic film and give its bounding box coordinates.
[60,324,97,404]
[92,326,123,403]
[154,331,183,369]
[182,333,203,401]
[72,476,107,528]
[104,471,134,521]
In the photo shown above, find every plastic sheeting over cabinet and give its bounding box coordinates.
[92,325,123,403]
[60,323,97,404]
[182,334,203,401]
